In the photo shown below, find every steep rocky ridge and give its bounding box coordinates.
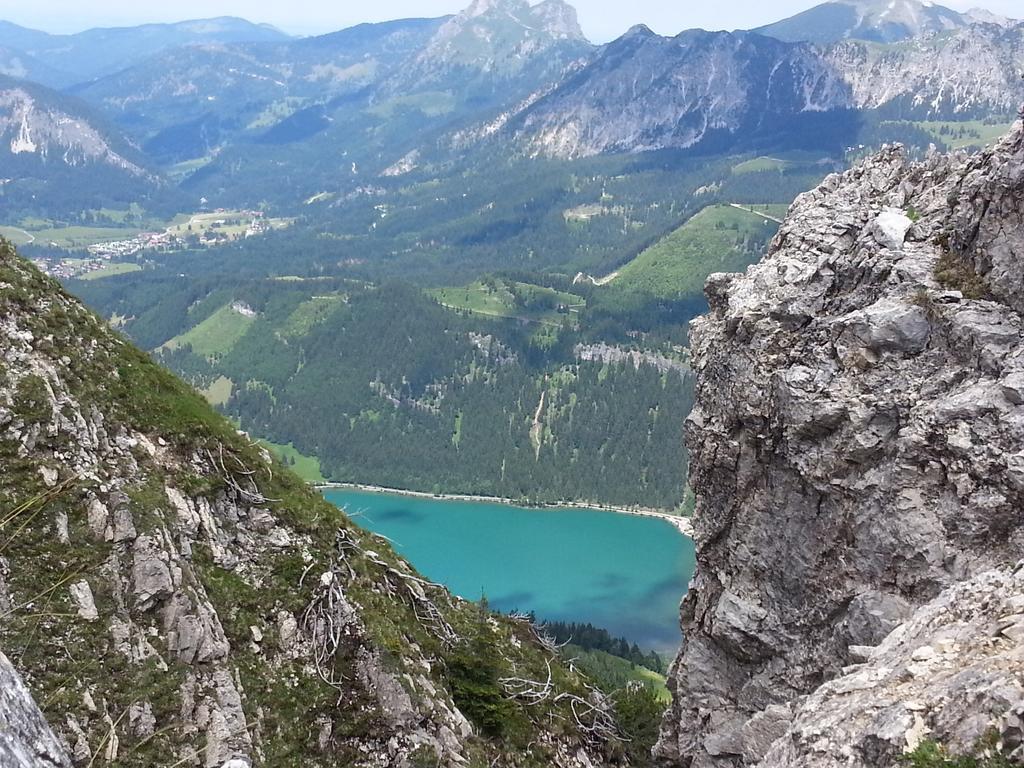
[0,76,149,176]
[496,23,1024,159]
[0,241,616,767]
[824,21,1024,118]
[656,122,1024,765]
[505,28,852,159]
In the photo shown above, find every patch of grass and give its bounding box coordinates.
[26,226,144,249]
[903,736,1014,767]
[166,157,215,182]
[904,120,1016,150]
[613,204,779,298]
[431,280,582,327]
[731,156,790,174]
[0,226,35,246]
[165,211,292,241]
[201,375,233,406]
[246,97,311,130]
[260,440,327,484]
[279,295,346,339]
[13,374,51,424]
[934,250,988,300]
[565,645,669,703]
[161,304,256,358]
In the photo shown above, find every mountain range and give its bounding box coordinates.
[2,3,1024,764]
[0,0,1021,221]
[0,17,289,85]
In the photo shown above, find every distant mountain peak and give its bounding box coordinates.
[461,0,530,16]
[755,0,974,44]
[531,0,586,41]
[622,23,659,39]
[402,0,589,84]
[964,6,1019,26]
[436,0,587,44]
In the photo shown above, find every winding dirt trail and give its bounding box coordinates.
[729,203,783,224]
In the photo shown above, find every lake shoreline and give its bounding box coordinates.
[317,481,695,538]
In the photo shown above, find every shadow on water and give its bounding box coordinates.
[371,506,429,523]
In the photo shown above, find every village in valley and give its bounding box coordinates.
[23,209,291,280]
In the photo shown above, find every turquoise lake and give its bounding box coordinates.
[323,489,696,652]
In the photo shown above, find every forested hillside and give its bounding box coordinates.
[38,134,820,512]
[154,281,693,508]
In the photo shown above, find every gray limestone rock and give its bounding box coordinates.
[658,123,1024,767]
[0,652,72,767]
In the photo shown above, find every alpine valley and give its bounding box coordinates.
[1,0,1024,765]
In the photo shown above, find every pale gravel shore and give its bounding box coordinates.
[317,482,695,538]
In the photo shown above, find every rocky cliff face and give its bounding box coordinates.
[825,22,1024,118]
[0,242,614,767]
[0,77,149,175]
[501,23,1024,159]
[656,123,1024,766]
[508,28,851,159]
[0,76,161,215]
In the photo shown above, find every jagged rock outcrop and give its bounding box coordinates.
[657,123,1024,766]
[0,652,72,767]
[0,242,613,767]
[763,566,1024,766]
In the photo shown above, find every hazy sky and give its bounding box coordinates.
[1,0,1018,42]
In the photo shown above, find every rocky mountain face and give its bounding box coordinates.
[379,0,592,103]
[0,76,162,217]
[70,18,445,162]
[0,77,149,175]
[0,242,617,766]
[499,22,1024,159]
[505,27,852,159]
[656,123,1024,765]
[756,0,976,44]
[824,21,1024,118]
[407,0,587,72]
